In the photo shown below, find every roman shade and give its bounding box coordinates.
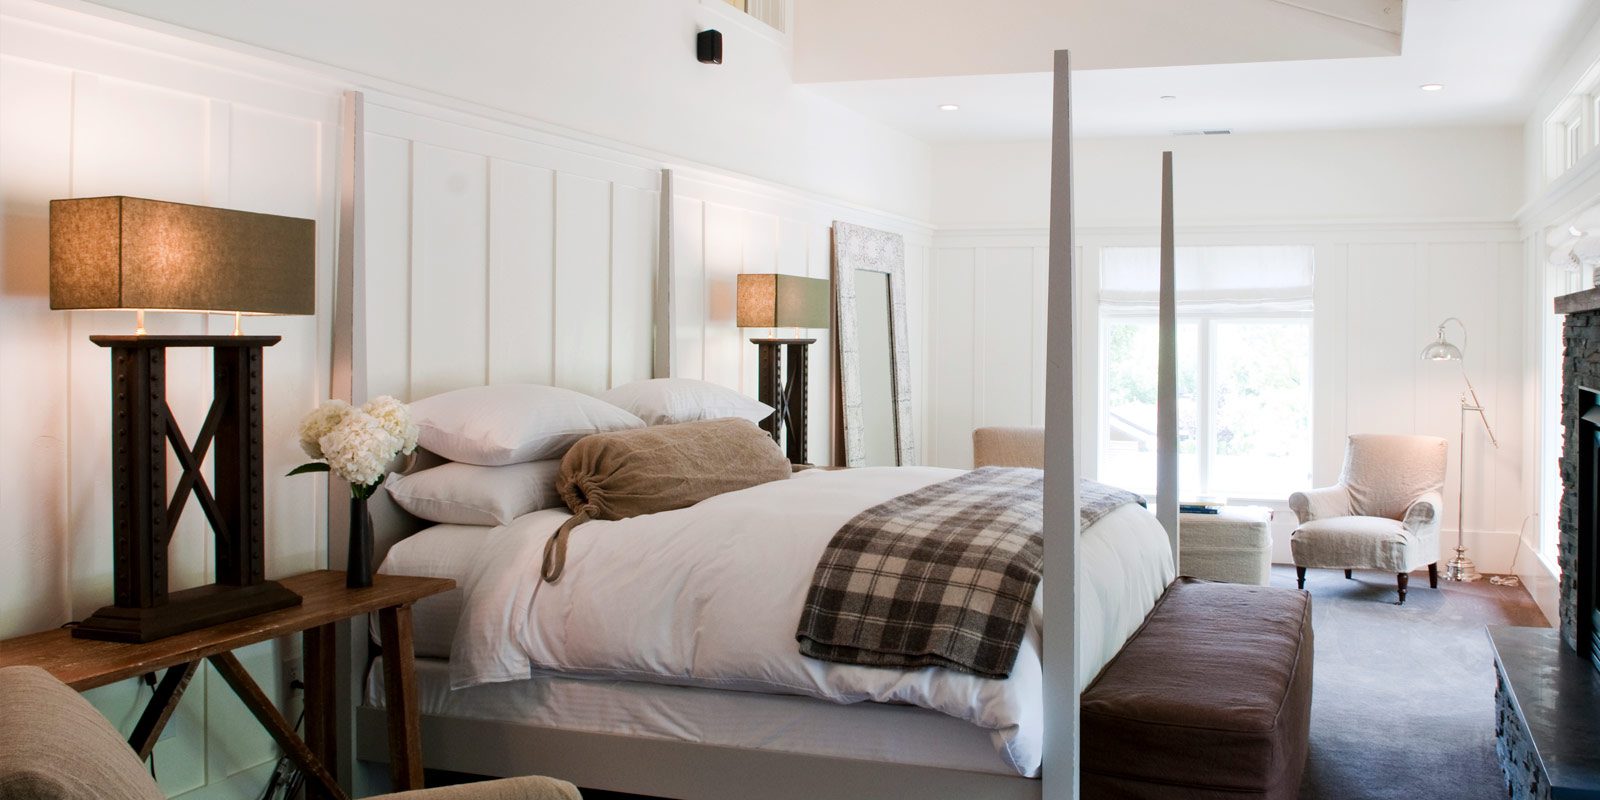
[1100,245,1314,315]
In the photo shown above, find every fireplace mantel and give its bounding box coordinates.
[1555,288,1600,315]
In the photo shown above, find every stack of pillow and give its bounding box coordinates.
[384,379,775,527]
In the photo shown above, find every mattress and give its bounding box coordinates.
[367,656,1018,776]
[374,523,490,657]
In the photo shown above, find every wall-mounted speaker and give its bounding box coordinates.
[698,29,723,64]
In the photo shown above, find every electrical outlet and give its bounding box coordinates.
[283,657,303,690]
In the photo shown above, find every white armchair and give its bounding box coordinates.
[1288,434,1447,604]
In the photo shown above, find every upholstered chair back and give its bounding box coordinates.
[1338,434,1447,521]
[972,427,1046,469]
[0,665,165,800]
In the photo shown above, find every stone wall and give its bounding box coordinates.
[1557,311,1594,650]
[1496,672,1553,800]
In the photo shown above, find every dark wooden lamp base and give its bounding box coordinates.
[752,337,814,464]
[75,581,301,643]
[73,335,302,643]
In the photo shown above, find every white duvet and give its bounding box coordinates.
[451,467,1174,777]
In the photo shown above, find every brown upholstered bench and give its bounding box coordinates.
[1081,577,1313,799]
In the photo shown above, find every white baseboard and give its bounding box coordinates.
[1514,539,1562,627]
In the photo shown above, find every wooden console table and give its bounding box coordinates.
[0,570,453,799]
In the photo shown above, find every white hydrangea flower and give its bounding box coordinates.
[298,400,353,460]
[361,395,419,456]
[318,410,402,488]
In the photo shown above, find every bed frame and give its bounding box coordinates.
[328,52,1180,800]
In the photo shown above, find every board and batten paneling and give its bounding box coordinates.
[927,224,1526,571]
[668,168,934,467]
[359,93,661,404]
[0,3,342,795]
[353,97,936,474]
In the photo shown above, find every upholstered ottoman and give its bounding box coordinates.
[1082,578,1313,799]
[1179,505,1273,586]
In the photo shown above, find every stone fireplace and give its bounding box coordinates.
[1489,290,1600,800]
[1557,295,1600,669]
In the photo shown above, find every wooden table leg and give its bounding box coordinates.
[129,661,198,759]
[208,652,349,800]
[377,603,424,790]
[303,623,338,798]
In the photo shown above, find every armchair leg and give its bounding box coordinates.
[1296,566,1306,590]
[1428,563,1438,589]
[1396,572,1408,604]
[1344,569,1352,580]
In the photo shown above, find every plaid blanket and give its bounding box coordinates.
[795,467,1143,678]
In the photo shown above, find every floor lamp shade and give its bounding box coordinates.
[49,196,315,315]
[736,274,830,330]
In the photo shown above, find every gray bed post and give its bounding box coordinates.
[653,168,675,379]
[1042,49,1081,800]
[331,89,385,795]
[1156,152,1179,568]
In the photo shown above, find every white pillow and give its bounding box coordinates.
[410,384,645,466]
[385,460,564,526]
[598,378,774,427]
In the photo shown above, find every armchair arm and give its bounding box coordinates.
[1288,485,1350,524]
[1404,491,1444,533]
[378,776,581,800]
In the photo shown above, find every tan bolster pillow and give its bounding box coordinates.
[541,417,792,582]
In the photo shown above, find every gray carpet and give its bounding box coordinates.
[1275,565,1548,800]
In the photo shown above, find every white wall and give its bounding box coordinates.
[72,0,935,223]
[927,128,1530,571]
[935,127,1523,229]
[0,1,937,797]
[353,92,933,476]
[669,168,933,468]
[0,2,341,796]
[1515,8,1600,626]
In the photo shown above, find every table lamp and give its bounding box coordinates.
[736,273,830,463]
[51,196,315,642]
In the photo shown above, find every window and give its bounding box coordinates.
[1099,246,1314,499]
[1567,116,1585,171]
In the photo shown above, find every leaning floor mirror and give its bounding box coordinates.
[832,220,916,467]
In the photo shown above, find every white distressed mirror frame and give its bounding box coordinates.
[832,220,917,467]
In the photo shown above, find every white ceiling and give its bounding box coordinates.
[793,0,1403,82]
[801,0,1597,141]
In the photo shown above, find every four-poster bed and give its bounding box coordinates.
[328,52,1188,800]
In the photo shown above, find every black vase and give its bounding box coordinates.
[347,496,374,588]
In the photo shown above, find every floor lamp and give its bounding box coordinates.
[1421,317,1499,582]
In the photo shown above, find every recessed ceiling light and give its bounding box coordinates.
[1160,95,1177,101]
[938,104,960,111]
[1420,83,1445,92]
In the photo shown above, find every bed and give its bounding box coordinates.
[359,466,1173,795]
[335,51,1173,800]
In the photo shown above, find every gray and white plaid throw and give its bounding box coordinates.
[795,467,1143,678]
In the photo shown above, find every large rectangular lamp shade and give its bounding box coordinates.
[50,196,315,315]
[736,273,830,330]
